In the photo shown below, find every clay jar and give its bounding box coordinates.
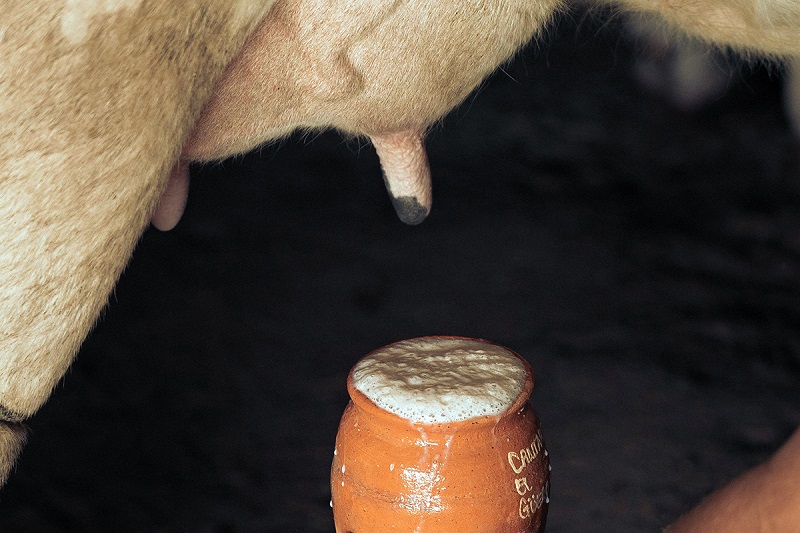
[331,336,549,532]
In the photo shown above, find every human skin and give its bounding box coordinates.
[667,428,800,532]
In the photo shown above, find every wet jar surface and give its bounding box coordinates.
[331,336,549,533]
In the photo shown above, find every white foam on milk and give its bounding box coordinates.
[351,338,527,424]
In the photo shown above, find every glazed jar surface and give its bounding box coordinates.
[331,336,549,533]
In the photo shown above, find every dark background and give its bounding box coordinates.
[2,10,799,532]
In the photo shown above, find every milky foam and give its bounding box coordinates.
[351,338,527,424]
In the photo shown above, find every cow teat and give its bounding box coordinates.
[368,130,432,225]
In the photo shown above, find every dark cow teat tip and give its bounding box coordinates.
[390,195,429,225]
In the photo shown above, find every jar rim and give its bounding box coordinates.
[346,336,535,430]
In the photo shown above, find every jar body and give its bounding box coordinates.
[331,396,549,532]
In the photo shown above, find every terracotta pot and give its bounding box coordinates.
[331,336,549,533]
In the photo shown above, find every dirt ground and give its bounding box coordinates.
[1,10,799,533]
